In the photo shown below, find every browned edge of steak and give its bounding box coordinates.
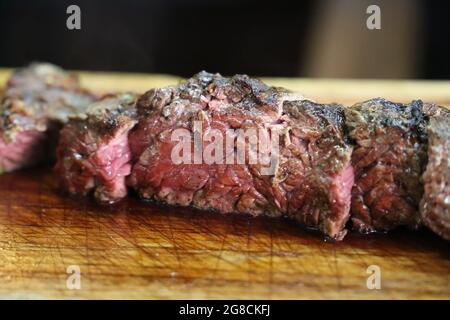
[55,93,138,203]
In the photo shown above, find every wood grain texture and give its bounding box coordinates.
[0,69,449,299]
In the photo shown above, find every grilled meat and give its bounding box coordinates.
[276,100,353,240]
[127,71,352,239]
[55,93,138,203]
[345,98,427,233]
[50,70,450,242]
[0,63,96,172]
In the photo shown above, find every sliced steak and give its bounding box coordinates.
[55,93,138,203]
[128,71,296,214]
[345,98,427,233]
[420,110,450,241]
[0,63,96,172]
[128,71,352,239]
[276,100,353,240]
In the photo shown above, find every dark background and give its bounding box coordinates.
[0,0,449,79]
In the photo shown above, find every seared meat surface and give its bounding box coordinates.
[55,93,138,203]
[345,98,427,233]
[0,63,96,172]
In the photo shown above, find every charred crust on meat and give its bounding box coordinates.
[136,71,293,118]
[71,93,138,137]
[283,100,346,132]
[345,98,426,138]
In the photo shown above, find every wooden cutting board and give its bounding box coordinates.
[0,69,448,300]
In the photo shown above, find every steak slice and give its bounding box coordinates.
[0,63,96,172]
[55,93,138,203]
[277,100,353,240]
[128,71,297,215]
[345,98,427,233]
[420,111,450,241]
[249,100,354,240]
[128,71,352,239]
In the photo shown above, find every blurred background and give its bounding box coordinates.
[0,0,449,79]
